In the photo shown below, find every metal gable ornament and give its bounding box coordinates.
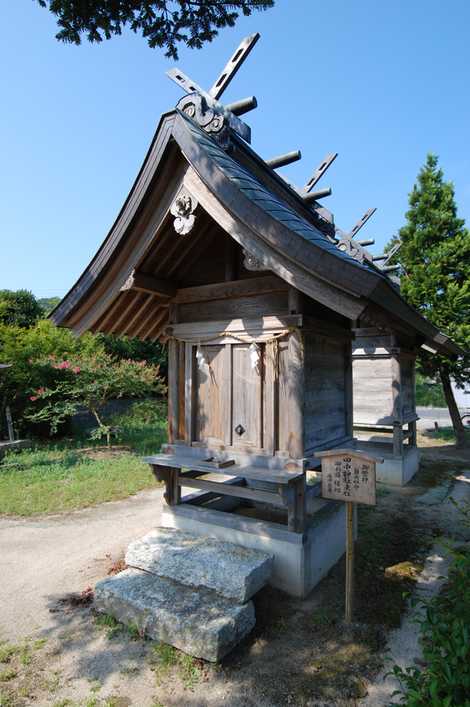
[170,189,198,235]
[243,249,265,272]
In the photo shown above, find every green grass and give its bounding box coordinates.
[423,425,470,444]
[94,613,141,641]
[150,643,202,689]
[0,400,167,516]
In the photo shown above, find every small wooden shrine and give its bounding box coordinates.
[351,328,419,484]
[52,34,460,596]
[333,212,449,484]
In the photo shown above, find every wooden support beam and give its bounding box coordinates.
[120,293,153,336]
[175,275,287,304]
[266,150,301,169]
[225,96,257,116]
[144,308,170,342]
[121,270,176,299]
[302,187,332,203]
[131,302,165,339]
[108,292,142,335]
[177,476,282,506]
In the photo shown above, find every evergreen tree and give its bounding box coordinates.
[35,1,274,58]
[388,154,470,447]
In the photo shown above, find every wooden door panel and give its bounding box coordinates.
[195,344,226,444]
[232,344,262,448]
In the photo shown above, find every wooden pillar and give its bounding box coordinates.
[264,340,278,455]
[393,422,403,457]
[168,340,179,443]
[184,343,196,444]
[345,501,354,624]
[287,329,304,459]
[391,351,403,457]
[286,477,306,533]
[409,419,417,448]
[223,343,233,446]
[168,303,179,443]
[164,467,181,506]
[391,352,402,421]
[177,344,186,440]
[344,343,354,438]
[288,286,303,315]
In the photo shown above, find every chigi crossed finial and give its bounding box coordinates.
[166,32,260,143]
[167,33,402,278]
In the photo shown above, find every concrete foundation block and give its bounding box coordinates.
[126,527,273,603]
[355,441,420,485]
[94,568,255,662]
[161,499,348,598]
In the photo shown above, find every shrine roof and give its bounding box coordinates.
[50,41,461,358]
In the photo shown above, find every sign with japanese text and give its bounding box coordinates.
[316,450,379,506]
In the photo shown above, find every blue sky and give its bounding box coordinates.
[1,0,469,298]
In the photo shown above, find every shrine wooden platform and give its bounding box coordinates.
[145,453,307,533]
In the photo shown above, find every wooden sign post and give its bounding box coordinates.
[315,449,382,625]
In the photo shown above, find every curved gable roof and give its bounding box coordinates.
[51,107,461,357]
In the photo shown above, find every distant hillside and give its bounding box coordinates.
[38,297,61,316]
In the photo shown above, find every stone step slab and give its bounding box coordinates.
[94,568,255,662]
[125,527,273,603]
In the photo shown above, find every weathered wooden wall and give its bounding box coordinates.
[303,333,350,452]
[352,329,418,427]
[353,357,394,425]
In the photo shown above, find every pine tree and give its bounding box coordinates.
[36,1,274,58]
[389,154,470,447]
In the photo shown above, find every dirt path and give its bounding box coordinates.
[0,487,164,641]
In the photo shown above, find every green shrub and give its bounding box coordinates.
[27,351,165,444]
[0,320,100,436]
[415,373,446,407]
